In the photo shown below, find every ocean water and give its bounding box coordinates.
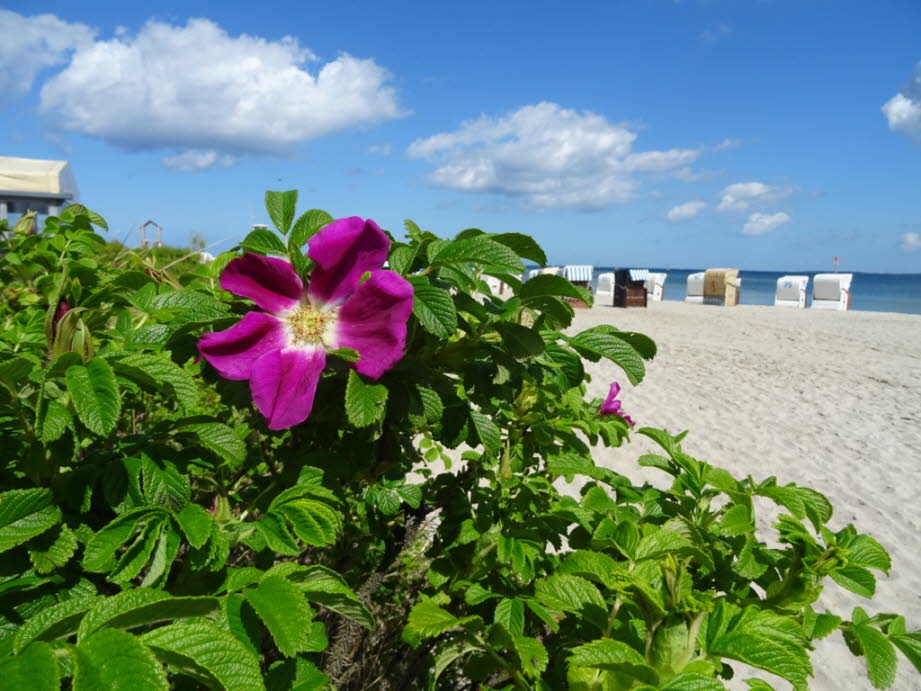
[589,268,921,316]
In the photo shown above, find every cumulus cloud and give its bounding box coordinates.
[162,149,236,171]
[39,18,404,155]
[407,102,700,209]
[666,201,706,222]
[717,181,791,212]
[0,10,95,93]
[743,212,790,236]
[901,232,921,251]
[882,62,921,143]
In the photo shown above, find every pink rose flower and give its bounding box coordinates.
[598,381,635,427]
[198,217,413,430]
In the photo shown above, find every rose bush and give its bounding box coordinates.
[0,191,917,690]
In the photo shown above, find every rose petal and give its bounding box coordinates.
[221,253,303,314]
[250,347,326,430]
[606,381,621,400]
[307,217,389,306]
[336,270,413,379]
[623,415,636,427]
[598,399,622,416]
[198,312,287,380]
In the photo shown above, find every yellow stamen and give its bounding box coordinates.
[287,304,336,346]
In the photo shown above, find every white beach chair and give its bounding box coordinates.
[481,274,513,298]
[774,275,809,308]
[525,266,561,281]
[645,272,667,302]
[595,272,615,307]
[685,272,705,303]
[811,273,853,310]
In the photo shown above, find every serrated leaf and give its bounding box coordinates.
[568,639,658,685]
[534,574,607,630]
[283,564,376,631]
[265,657,329,691]
[406,599,463,639]
[547,453,603,481]
[851,619,898,689]
[635,528,694,561]
[141,620,264,691]
[74,628,168,690]
[65,358,120,436]
[176,503,213,549]
[733,537,768,580]
[432,638,482,686]
[108,518,164,584]
[411,284,457,338]
[37,399,72,443]
[494,598,525,638]
[181,422,246,465]
[514,635,548,678]
[14,596,100,653]
[253,513,300,556]
[28,524,78,574]
[388,244,417,275]
[559,550,627,590]
[495,323,545,358]
[289,208,333,247]
[0,641,60,690]
[345,369,388,428]
[244,575,314,657]
[265,190,298,235]
[82,507,156,572]
[277,499,340,547]
[112,353,199,412]
[0,488,61,554]
[141,456,190,510]
[470,411,501,454]
[431,236,524,273]
[847,534,891,573]
[566,328,646,386]
[720,503,755,536]
[521,274,587,302]
[242,228,287,256]
[78,589,219,640]
[661,674,729,690]
[490,232,547,266]
[891,632,921,674]
[831,565,876,598]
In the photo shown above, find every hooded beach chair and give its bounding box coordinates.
[562,265,593,308]
[594,272,615,307]
[645,272,667,302]
[685,271,705,303]
[774,275,808,308]
[811,273,853,310]
[703,269,741,306]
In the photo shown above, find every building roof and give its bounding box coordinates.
[0,156,78,200]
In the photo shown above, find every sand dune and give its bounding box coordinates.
[573,301,921,690]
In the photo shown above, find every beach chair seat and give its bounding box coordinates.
[595,272,615,306]
[686,271,705,303]
[645,272,667,301]
[774,275,809,308]
[811,273,853,310]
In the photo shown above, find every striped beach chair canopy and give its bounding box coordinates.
[628,269,650,281]
[563,265,593,282]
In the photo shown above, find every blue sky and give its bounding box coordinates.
[2,0,920,272]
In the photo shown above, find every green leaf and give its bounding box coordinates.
[253,513,300,556]
[113,353,199,412]
[0,641,60,691]
[720,503,755,536]
[568,639,658,685]
[743,681,776,691]
[74,628,168,690]
[567,328,646,385]
[733,538,768,580]
[0,488,61,553]
[37,399,72,443]
[520,274,586,302]
[108,517,163,584]
[470,411,501,454]
[289,208,333,247]
[140,620,264,691]
[411,283,457,338]
[265,657,329,691]
[244,576,314,657]
[78,589,220,641]
[494,598,525,638]
[635,528,694,561]
[432,638,482,686]
[181,422,246,465]
[491,232,547,266]
[65,358,121,436]
[141,456,190,510]
[431,236,524,273]
[847,535,891,573]
[28,524,78,574]
[891,632,921,674]
[831,565,877,598]
[495,323,545,358]
[345,369,388,428]
[661,674,729,690]
[851,618,898,689]
[242,228,288,256]
[559,550,627,590]
[14,596,100,653]
[534,574,607,630]
[82,507,156,572]
[283,564,376,631]
[176,503,213,549]
[277,500,340,547]
[514,635,549,678]
[265,190,298,235]
[406,599,465,639]
[547,453,604,481]
[388,244,417,275]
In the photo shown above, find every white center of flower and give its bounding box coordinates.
[285,303,338,348]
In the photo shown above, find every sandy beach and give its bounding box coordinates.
[572,301,921,690]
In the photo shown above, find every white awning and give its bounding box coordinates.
[0,156,78,200]
[563,265,593,282]
[628,269,650,281]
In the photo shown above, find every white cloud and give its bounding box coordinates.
[666,201,706,222]
[901,232,921,252]
[39,18,405,155]
[882,62,921,143]
[717,181,791,212]
[713,138,741,151]
[407,102,700,210]
[162,149,236,171]
[0,10,95,93]
[368,143,392,155]
[743,212,790,236]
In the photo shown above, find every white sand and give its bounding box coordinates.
[572,301,921,690]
